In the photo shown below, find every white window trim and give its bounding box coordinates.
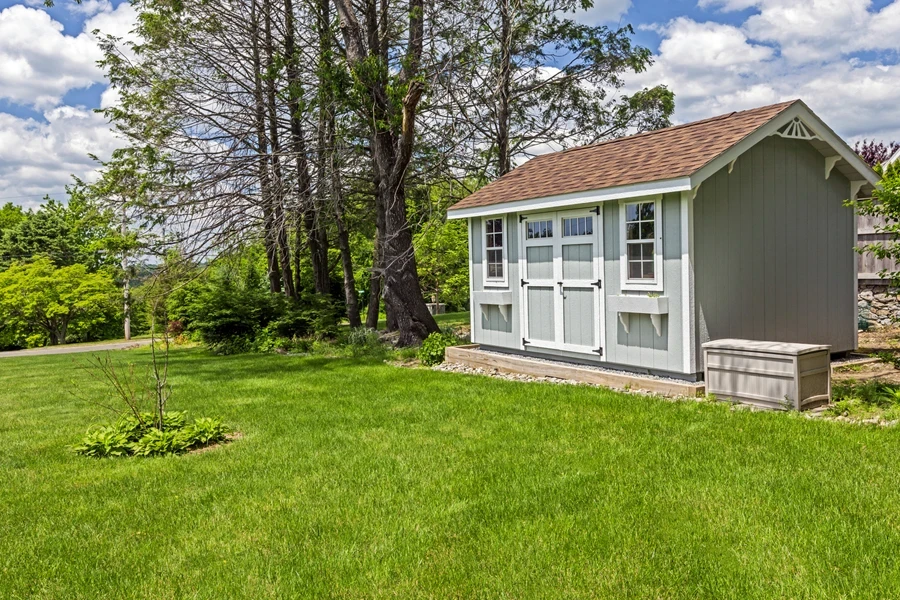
[482,215,509,288]
[619,196,664,292]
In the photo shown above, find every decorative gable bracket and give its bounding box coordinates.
[825,156,841,180]
[773,117,821,141]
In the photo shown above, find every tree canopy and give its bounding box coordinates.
[0,194,118,271]
[84,0,672,345]
[0,257,119,347]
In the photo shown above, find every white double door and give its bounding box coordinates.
[520,208,604,356]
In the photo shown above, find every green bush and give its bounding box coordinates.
[826,380,900,418]
[419,331,458,366]
[346,327,386,358]
[169,268,339,355]
[73,412,231,458]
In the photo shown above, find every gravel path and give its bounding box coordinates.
[0,339,152,359]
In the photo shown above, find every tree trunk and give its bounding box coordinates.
[333,179,361,328]
[333,0,438,345]
[251,0,281,294]
[263,0,296,300]
[121,206,131,341]
[307,0,333,296]
[496,0,512,176]
[284,0,322,298]
[327,112,362,327]
[365,226,382,330]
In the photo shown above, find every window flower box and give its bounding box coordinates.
[608,295,669,336]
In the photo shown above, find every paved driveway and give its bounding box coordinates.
[0,339,153,359]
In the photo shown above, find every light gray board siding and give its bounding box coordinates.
[563,287,594,346]
[562,244,592,279]
[481,304,512,334]
[693,136,856,362]
[470,215,521,348]
[469,200,687,374]
[526,246,553,279]
[602,194,685,374]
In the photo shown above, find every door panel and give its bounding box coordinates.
[527,286,555,342]
[562,244,593,280]
[526,246,553,279]
[563,287,595,347]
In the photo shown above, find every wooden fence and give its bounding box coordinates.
[858,214,898,286]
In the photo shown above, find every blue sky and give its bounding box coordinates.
[2,0,900,208]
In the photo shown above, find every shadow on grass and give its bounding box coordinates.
[160,348,391,381]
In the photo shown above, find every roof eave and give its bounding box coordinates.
[446,176,693,220]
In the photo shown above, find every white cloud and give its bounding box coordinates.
[632,11,900,144]
[573,0,632,25]
[0,107,121,208]
[0,5,103,109]
[698,0,900,64]
[84,1,137,41]
[67,0,114,18]
[631,18,776,113]
[0,2,136,207]
[0,3,136,110]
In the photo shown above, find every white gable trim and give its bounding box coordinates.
[887,147,900,167]
[446,177,693,220]
[690,102,880,191]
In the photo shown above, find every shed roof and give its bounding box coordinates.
[448,100,877,216]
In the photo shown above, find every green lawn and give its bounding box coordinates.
[371,310,470,331]
[2,348,900,598]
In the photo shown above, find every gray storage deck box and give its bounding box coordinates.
[703,339,831,410]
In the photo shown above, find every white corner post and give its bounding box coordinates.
[680,190,697,376]
[467,217,476,344]
[851,183,862,352]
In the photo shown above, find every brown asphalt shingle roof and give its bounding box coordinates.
[449,100,799,212]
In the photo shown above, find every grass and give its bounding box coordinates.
[3,347,900,598]
[371,310,470,331]
[827,379,900,421]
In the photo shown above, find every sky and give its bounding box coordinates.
[1,0,900,208]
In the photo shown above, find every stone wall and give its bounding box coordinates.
[858,286,900,328]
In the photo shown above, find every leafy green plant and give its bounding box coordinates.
[181,417,230,446]
[825,380,900,418]
[419,331,459,366]
[73,413,231,458]
[131,428,184,457]
[71,426,132,458]
[875,350,900,370]
[167,258,340,355]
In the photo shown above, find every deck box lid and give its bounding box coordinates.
[701,338,831,356]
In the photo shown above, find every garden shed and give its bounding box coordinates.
[447,100,880,380]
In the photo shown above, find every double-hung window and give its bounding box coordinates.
[484,217,507,286]
[621,199,663,290]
